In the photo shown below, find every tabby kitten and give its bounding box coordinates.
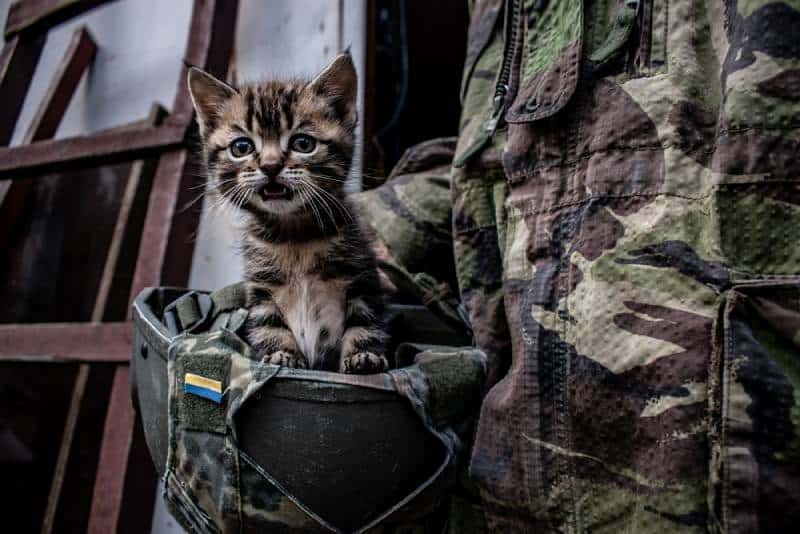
[187,53,388,374]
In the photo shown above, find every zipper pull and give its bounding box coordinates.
[454,84,509,167]
[484,85,509,135]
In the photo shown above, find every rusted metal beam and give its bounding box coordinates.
[126,148,190,302]
[0,33,46,144]
[87,365,135,534]
[0,123,186,178]
[169,0,239,121]
[127,0,239,300]
[0,27,97,251]
[23,26,97,143]
[39,96,161,527]
[0,322,131,362]
[0,0,239,176]
[92,104,167,321]
[83,3,239,533]
[40,364,89,534]
[5,0,115,39]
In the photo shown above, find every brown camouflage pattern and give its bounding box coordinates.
[357,0,800,531]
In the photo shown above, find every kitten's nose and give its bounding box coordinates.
[260,161,283,179]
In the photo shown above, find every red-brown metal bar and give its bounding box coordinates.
[0,0,239,177]
[169,0,239,121]
[0,26,97,251]
[0,123,186,178]
[0,322,131,361]
[0,33,46,144]
[127,0,239,299]
[0,0,236,532]
[39,100,164,530]
[5,0,115,38]
[126,148,189,301]
[85,2,240,532]
[87,365,135,534]
[22,26,97,143]
[41,364,90,534]
[6,29,99,531]
[92,104,167,321]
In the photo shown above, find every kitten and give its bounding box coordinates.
[187,54,388,374]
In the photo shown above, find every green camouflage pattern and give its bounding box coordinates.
[352,137,458,294]
[161,325,486,533]
[357,0,800,531]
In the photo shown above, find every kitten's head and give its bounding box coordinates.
[188,53,357,224]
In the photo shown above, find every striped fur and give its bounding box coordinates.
[188,54,388,373]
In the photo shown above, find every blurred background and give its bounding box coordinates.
[0,0,466,532]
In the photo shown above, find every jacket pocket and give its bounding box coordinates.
[711,279,800,533]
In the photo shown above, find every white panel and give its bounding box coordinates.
[8,0,193,145]
[236,0,340,80]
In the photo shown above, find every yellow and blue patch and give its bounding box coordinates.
[184,373,223,404]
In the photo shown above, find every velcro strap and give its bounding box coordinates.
[163,283,248,336]
[164,291,212,334]
[210,282,247,313]
[415,349,486,424]
[175,293,206,329]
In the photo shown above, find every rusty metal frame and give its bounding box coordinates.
[0,0,239,531]
[0,25,96,249]
[0,322,131,362]
[4,0,119,39]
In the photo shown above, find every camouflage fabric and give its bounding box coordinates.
[352,137,459,295]
[161,325,486,533]
[358,0,800,531]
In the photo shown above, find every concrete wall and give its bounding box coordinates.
[2,0,194,144]
[0,1,365,531]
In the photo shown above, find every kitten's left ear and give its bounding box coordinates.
[308,52,357,123]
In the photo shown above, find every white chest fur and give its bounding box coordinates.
[272,276,345,368]
[254,239,347,369]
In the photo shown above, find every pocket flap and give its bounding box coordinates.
[505,0,583,123]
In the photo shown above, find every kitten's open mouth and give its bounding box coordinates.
[258,182,293,201]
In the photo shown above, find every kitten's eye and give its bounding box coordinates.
[229,137,255,158]
[289,134,316,154]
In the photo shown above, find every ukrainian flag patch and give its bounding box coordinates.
[184,373,223,404]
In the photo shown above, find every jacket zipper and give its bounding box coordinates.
[453,0,521,167]
[485,0,520,136]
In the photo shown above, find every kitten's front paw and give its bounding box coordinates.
[340,352,389,374]
[262,350,307,369]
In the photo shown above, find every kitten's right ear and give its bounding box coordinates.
[187,67,236,132]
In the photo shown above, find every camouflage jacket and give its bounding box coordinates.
[358,0,800,532]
